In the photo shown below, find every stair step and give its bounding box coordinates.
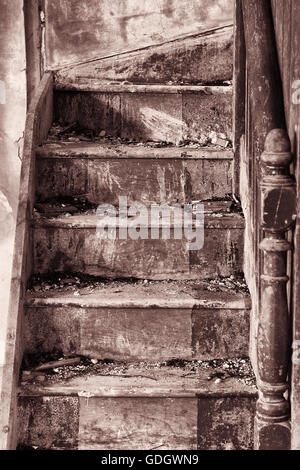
[32,210,244,279]
[18,362,257,450]
[24,280,250,362]
[54,84,232,145]
[36,142,233,204]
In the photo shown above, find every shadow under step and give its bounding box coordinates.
[18,362,257,450]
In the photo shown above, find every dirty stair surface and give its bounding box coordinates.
[33,208,244,279]
[54,83,232,146]
[18,73,255,450]
[36,142,234,204]
[18,360,256,451]
[24,278,251,362]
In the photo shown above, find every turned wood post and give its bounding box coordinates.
[256,129,296,450]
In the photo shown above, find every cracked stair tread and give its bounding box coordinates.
[36,141,234,160]
[26,280,251,309]
[19,364,257,398]
[33,211,245,229]
[55,82,233,94]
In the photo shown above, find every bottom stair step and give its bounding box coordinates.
[18,362,257,450]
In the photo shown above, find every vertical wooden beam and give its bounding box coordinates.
[242,0,285,147]
[256,129,296,450]
[24,0,43,107]
[241,0,287,390]
[233,0,246,196]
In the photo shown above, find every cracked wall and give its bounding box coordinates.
[0,0,27,371]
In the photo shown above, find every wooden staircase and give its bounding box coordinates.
[14,66,257,449]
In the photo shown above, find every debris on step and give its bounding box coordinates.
[20,356,257,389]
[202,275,249,295]
[27,273,250,296]
[209,131,230,148]
[34,195,242,219]
[34,357,82,372]
[45,123,230,149]
[34,196,98,217]
[193,198,232,214]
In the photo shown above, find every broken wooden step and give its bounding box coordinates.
[33,210,244,279]
[24,280,251,362]
[18,363,257,450]
[36,142,234,204]
[54,83,232,145]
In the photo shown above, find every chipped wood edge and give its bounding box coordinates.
[54,83,233,95]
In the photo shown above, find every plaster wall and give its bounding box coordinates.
[45,0,234,69]
[0,0,27,373]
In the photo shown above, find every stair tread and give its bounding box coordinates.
[26,278,250,309]
[55,82,232,94]
[33,210,244,228]
[37,141,234,160]
[19,362,257,398]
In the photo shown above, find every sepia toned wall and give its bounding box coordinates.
[44,0,234,69]
[0,0,27,372]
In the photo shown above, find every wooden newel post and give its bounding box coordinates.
[256,129,296,449]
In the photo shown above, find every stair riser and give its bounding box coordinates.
[33,223,244,279]
[36,157,233,205]
[18,396,255,450]
[54,90,232,144]
[24,305,250,362]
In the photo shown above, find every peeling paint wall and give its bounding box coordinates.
[0,1,27,372]
[44,0,234,69]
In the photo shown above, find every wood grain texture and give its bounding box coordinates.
[17,393,257,450]
[241,0,287,383]
[36,144,233,204]
[54,87,233,144]
[233,0,246,195]
[192,307,250,359]
[190,225,244,278]
[32,214,244,280]
[23,282,250,361]
[80,308,193,361]
[17,364,256,450]
[79,397,198,450]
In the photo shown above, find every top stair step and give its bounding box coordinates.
[53,82,232,145]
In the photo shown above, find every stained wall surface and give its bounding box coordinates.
[0,0,27,372]
[45,0,234,68]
